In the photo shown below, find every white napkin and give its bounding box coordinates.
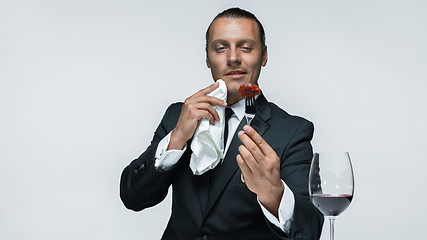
[189,79,227,175]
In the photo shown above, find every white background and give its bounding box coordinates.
[1,0,426,239]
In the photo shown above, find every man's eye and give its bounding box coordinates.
[241,46,252,52]
[215,46,226,52]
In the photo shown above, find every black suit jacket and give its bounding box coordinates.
[120,94,323,240]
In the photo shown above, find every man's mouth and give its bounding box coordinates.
[225,70,247,76]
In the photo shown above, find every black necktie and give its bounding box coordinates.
[206,107,234,212]
[223,107,234,149]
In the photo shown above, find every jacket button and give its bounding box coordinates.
[140,161,146,170]
[134,161,148,175]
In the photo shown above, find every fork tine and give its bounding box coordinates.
[244,95,256,114]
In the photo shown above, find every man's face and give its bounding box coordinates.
[206,17,268,105]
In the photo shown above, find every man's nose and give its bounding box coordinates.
[227,48,241,65]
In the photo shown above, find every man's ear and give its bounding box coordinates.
[206,54,211,68]
[262,45,268,67]
[206,48,212,68]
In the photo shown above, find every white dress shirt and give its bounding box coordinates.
[154,98,295,233]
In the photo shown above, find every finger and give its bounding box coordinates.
[200,95,228,107]
[186,95,227,109]
[238,145,261,176]
[242,125,275,156]
[184,99,223,122]
[193,82,219,98]
[236,153,252,178]
[193,102,221,122]
[191,107,217,125]
[238,130,265,163]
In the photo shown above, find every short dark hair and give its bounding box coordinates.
[205,7,266,51]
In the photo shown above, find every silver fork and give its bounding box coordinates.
[242,92,256,183]
[244,94,256,125]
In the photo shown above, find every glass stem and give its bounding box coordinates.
[328,217,335,240]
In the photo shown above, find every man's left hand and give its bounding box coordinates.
[237,125,284,218]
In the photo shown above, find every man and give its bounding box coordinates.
[120,7,323,240]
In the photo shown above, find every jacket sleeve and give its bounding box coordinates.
[268,120,324,239]
[120,103,182,211]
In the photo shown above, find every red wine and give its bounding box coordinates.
[311,194,353,216]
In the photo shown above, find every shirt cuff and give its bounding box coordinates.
[154,131,187,171]
[258,180,295,233]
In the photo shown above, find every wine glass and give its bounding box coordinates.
[309,152,354,240]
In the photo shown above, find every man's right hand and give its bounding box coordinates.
[167,81,228,150]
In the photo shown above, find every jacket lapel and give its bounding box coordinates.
[203,93,272,217]
[250,93,271,136]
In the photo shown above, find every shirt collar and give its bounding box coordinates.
[228,95,259,121]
